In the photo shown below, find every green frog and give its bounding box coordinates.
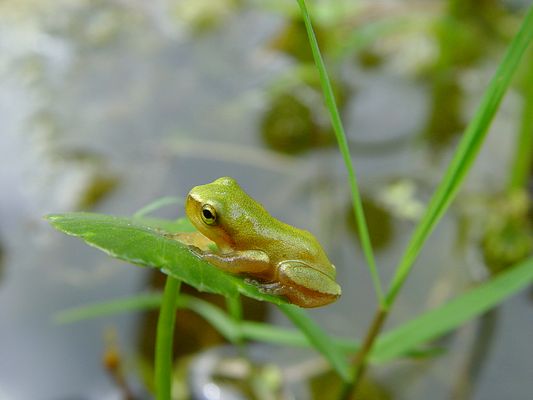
[185,177,341,308]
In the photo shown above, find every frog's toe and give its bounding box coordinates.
[187,245,204,256]
[256,282,285,296]
[244,277,261,286]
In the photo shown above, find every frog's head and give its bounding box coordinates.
[186,177,245,249]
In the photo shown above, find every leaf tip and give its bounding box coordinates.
[44,214,63,222]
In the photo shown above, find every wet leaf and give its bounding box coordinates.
[46,212,287,305]
[47,212,353,379]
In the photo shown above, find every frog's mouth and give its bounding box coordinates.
[185,194,203,229]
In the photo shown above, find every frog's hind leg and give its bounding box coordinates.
[257,282,314,307]
[247,262,340,307]
[275,261,341,308]
[252,279,334,308]
[248,280,308,305]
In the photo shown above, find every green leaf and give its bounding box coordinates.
[55,292,354,351]
[47,212,359,379]
[182,295,241,343]
[46,212,286,305]
[54,292,349,380]
[55,292,444,363]
[278,303,352,382]
[55,292,248,344]
[373,257,533,363]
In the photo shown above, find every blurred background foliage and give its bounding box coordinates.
[0,0,531,399]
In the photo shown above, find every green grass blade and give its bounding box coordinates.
[133,197,184,218]
[182,295,241,343]
[54,292,350,349]
[509,58,533,191]
[241,320,322,348]
[241,321,358,353]
[375,257,533,362]
[278,303,351,381]
[55,292,444,362]
[55,293,241,343]
[155,276,180,400]
[386,5,533,306]
[296,0,384,304]
[54,292,163,323]
[226,295,244,345]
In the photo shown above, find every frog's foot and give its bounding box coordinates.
[244,277,261,286]
[248,280,286,296]
[162,231,178,240]
[186,245,204,257]
[244,278,282,293]
[276,263,341,308]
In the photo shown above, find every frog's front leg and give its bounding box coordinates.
[193,248,272,276]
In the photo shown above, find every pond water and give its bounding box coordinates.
[0,1,531,399]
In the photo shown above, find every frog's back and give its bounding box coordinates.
[220,179,335,278]
[264,220,336,279]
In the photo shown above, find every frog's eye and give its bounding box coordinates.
[201,204,218,225]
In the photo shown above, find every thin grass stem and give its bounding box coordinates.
[155,276,181,400]
[133,197,183,218]
[508,59,533,191]
[296,0,384,305]
[226,295,245,348]
[341,4,533,397]
[385,4,533,308]
[339,308,388,399]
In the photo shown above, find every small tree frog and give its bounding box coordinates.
[185,177,341,308]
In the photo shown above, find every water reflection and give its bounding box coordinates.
[0,239,4,285]
[481,191,533,275]
[0,1,531,399]
[310,370,391,400]
[422,77,465,152]
[261,92,333,154]
[346,196,393,251]
[54,150,119,210]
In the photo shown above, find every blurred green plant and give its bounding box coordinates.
[54,253,533,362]
[46,1,533,399]
[155,276,180,399]
[48,211,533,395]
[47,212,351,390]
[346,197,392,251]
[260,93,319,154]
[481,192,533,274]
[263,17,350,155]
[509,48,533,192]
[294,0,533,397]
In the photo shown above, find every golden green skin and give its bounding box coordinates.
[185,177,341,308]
